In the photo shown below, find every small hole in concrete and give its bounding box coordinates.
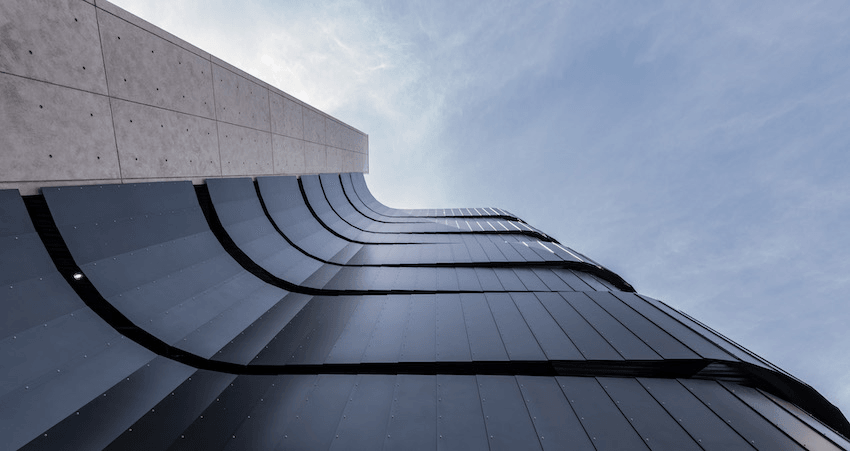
[74,18,78,22]
[28,50,32,55]
[49,154,53,158]
[82,66,86,70]
[39,105,43,109]
[135,157,138,161]
[90,113,93,117]
[97,156,100,160]
[130,120,133,123]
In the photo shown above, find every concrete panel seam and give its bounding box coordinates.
[210,58,224,177]
[95,1,210,61]
[0,70,110,99]
[94,9,124,181]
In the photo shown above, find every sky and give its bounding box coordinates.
[109,0,850,418]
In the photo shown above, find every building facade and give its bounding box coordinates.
[1,1,849,450]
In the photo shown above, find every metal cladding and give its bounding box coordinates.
[2,174,849,450]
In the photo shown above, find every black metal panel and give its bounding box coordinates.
[436,375,489,450]
[639,294,774,369]
[515,376,595,450]
[532,268,575,291]
[329,374,396,450]
[361,295,409,363]
[435,294,472,362]
[473,267,504,291]
[562,292,661,360]
[679,379,806,450]
[477,375,542,450]
[556,376,650,450]
[719,381,845,450]
[756,389,850,450]
[510,293,584,360]
[485,293,546,361]
[536,292,621,360]
[512,268,550,291]
[400,295,437,362]
[383,374,438,451]
[106,369,237,451]
[277,374,357,450]
[599,377,702,450]
[324,297,386,364]
[43,182,207,266]
[460,293,509,361]
[222,375,317,451]
[164,374,277,451]
[213,292,311,364]
[493,268,527,291]
[611,292,735,361]
[19,356,195,451]
[637,377,754,449]
[585,291,699,360]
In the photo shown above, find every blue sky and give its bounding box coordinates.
[111,0,850,417]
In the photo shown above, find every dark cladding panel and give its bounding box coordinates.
[585,291,699,359]
[454,267,481,291]
[477,375,542,450]
[436,375,489,451]
[679,379,806,450]
[361,295,409,363]
[556,376,650,451]
[435,294,472,362]
[222,375,318,451]
[512,268,550,291]
[720,382,846,451]
[611,292,734,361]
[400,295,437,362]
[562,292,661,360]
[163,374,277,451]
[329,374,395,450]
[436,267,459,291]
[639,295,774,369]
[485,293,546,361]
[383,375,438,451]
[493,268,526,291]
[532,268,574,291]
[515,376,595,450]
[511,293,584,360]
[18,356,195,451]
[278,374,357,450]
[637,378,754,450]
[599,377,701,450]
[105,370,237,451]
[285,297,360,365]
[324,297,386,364]
[213,292,311,365]
[537,292,621,360]
[473,267,504,291]
[460,293,509,361]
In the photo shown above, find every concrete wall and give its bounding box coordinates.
[0,0,369,195]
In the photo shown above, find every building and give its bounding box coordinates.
[1,1,849,449]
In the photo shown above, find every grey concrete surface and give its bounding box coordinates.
[0,0,368,195]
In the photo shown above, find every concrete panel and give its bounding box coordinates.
[96,0,210,59]
[97,8,215,118]
[0,0,107,93]
[212,63,270,131]
[303,107,327,145]
[304,141,327,174]
[111,98,220,179]
[326,147,343,172]
[272,135,306,175]
[0,74,119,182]
[325,117,343,149]
[218,122,273,176]
[270,92,303,139]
